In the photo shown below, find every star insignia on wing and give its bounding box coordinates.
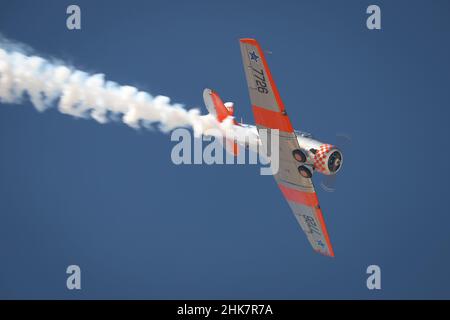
[249,51,259,62]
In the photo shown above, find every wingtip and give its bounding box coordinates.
[239,38,258,45]
[315,249,335,258]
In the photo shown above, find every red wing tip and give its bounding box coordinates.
[315,249,335,258]
[240,38,258,45]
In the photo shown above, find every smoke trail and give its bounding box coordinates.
[0,40,233,137]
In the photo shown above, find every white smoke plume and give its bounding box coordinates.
[0,38,240,138]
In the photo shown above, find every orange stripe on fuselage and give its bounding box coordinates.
[277,183,319,207]
[252,105,293,133]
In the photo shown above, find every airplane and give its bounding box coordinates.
[202,38,343,257]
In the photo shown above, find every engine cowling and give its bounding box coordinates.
[295,134,343,176]
[312,144,343,175]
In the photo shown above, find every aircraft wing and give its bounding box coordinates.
[239,38,334,257]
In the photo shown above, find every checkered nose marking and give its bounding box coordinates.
[313,144,333,173]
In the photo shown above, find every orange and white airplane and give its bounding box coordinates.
[203,38,343,257]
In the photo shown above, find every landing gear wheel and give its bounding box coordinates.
[292,149,306,163]
[298,165,312,178]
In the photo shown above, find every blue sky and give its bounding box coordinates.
[1,0,450,299]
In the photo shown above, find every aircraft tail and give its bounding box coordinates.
[203,88,236,123]
[202,88,239,156]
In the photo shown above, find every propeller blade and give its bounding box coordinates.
[320,175,337,192]
[335,133,351,152]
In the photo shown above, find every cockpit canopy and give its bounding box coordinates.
[294,130,313,138]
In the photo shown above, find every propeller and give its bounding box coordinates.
[319,133,351,192]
